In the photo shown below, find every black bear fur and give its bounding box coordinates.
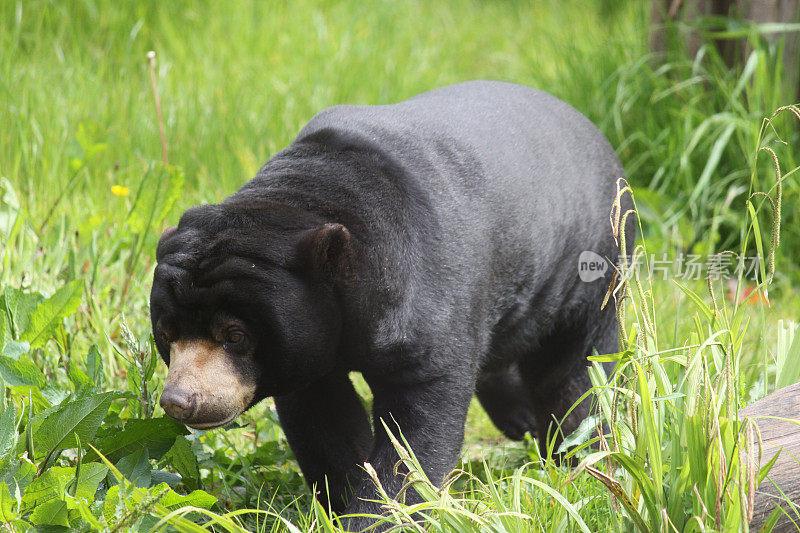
[150,81,634,529]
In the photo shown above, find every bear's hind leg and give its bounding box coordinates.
[524,355,594,456]
[519,320,609,456]
[476,364,537,441]
[520,308,620,456]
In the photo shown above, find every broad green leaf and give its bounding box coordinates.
[86,345,103,389]
[22,463,107,512]
[160,487,217,510]
[1,340,29,360]
[0,482,16,522]
[114,448,151,488]
[62,492,104,530]
[0,458,34,500]
[10,386,55,413]
[67,361,94,397]
[95,446,215,529]
[150,469,181,488]
[163,435,200,490]
[20,281,83,349]
[0,312,5,353]
[0,356,46,388]
[126,358,143,399]
[72,463,108,500]
[22,466,73,508]
[86,416,187,463]
[1,288,43,340]
[29,499,68,527]
[33,392,118,461]
[102,484,125,527]
[0,392,17,469]
[39,386,71,410]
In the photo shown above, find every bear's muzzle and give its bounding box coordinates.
[160,339,256,429]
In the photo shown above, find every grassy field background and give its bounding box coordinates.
[1,0,800,531]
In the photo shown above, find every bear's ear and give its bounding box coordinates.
[297,223,352,280]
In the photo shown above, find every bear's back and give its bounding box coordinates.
[295,81,625,288]
[295,81,622,238]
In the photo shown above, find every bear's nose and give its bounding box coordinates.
[160,386,197,421]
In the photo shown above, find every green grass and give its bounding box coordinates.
[1,0,800,531]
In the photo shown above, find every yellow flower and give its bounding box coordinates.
[111,185,130,197]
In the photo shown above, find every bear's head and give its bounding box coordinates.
[150,200,354,429]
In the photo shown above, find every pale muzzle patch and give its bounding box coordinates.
[161,339,256,429]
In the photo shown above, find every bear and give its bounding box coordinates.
[150,80,633,529]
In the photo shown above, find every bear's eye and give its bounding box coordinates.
[225,330,245,345]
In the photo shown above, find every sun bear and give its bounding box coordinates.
[150,81,633,529]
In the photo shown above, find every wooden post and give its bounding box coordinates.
[740,382,800,530]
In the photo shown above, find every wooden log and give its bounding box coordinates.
[740,382,800,531]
